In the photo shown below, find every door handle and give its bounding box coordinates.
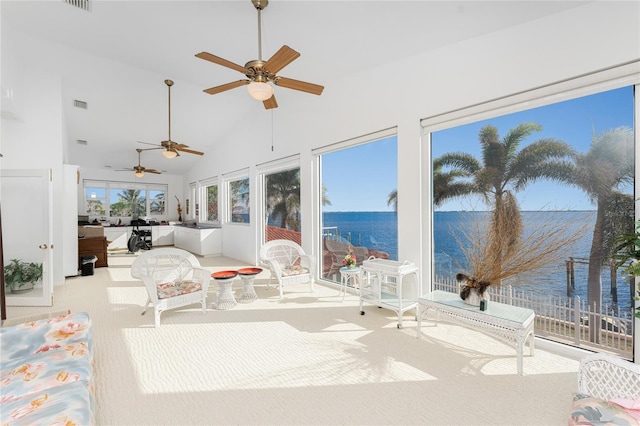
[39,244,48,249]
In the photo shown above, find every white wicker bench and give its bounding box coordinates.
[259,239,315,299]
[417,290,535,375]
[570,353,640,424]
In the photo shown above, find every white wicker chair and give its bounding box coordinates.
[259,239,315,299]
[131,248,210,327]
[578,353,640,400]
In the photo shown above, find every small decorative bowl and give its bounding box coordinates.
[211,270,239,279]
[238,267,263,276]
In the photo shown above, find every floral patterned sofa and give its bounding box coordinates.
[0,311,94,425]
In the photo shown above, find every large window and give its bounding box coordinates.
[264,167,301,243]
[318,132,398,282]
[199,179,218,224]
[227,176,250,224]
[83,180,167,220]
[427,83,636,357]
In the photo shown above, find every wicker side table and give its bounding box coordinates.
[211,270,238,310]
[237,267,262,303]
[339,266,361,302]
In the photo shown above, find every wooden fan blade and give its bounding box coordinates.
[263,95,278,110]
[176,147,204,156]
[204,80,249,95]
[137,141,161,147]
[195,52,247,74]
[275,77,324,95]
[264,45,300,74]
[145,169,162,174]
[164,142,204,156]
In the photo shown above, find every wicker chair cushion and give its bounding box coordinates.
[281,265,309,277]
[156,281,202,299]
[569,393,640,425]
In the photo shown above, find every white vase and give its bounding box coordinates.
[462,288,488,306]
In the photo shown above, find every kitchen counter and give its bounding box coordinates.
[173,225,222,257]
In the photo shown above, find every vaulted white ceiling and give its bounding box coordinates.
[1,1,588,175]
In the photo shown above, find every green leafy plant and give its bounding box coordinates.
[4,258,43,291]
[612,222,640,319]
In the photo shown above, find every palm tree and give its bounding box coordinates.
[436,122,575,279]
[230,178,250,223]
[387,189,397,213]
[111,189,145,217]
[322,184,332,207]
[569,127,634,341]
[385,158,475,214]
[432,158,475,207]
[266,169,301,230]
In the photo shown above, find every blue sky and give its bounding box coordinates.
[322,86,633,213]
[322,136,398,212]
[432,86,634,211]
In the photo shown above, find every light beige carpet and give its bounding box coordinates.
[6,253,579,425]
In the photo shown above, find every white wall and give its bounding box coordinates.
[1,66,67,285]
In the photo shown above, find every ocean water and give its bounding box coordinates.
[434,210,634,316]
[322,210,634,316]
[322,211,398,260]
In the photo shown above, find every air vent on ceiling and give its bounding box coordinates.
[73,100,88,109]
[65,0,91,12]
[76,139,88,145]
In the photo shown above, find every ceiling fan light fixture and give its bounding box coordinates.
[247,81,273,101]
[135,171,145,178]
[162,149,178,159]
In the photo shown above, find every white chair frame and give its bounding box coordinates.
[578,352,640,400]
[131,248,210,327]
[259,239,315,299]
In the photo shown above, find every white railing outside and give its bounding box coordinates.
[433,277,634,359]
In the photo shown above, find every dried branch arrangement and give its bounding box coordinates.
[455,206,591,292]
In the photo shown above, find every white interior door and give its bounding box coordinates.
[1,169,53,306]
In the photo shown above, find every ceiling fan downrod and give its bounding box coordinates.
[165,79,173,143]
[253,0,268,61]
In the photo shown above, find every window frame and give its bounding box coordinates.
[222,169,250,225]
[83,179,168,221]
[312,127,399,283]
[198,177,219,225]
[257,155,301,244]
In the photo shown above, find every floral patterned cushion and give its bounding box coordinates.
[1,342,93,401]
[1,380,94,426]
[281,265,309,277]
[0,312,93,364]
[156,280,202,299]
[0,312,94,426]
[569,393,640,425]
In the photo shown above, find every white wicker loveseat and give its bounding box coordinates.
[259,239,315,299]
[131,248,210,327]
[570,353,640,425]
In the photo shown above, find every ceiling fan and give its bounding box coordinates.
[117,148,161,178]
[195,0,324,109]
[140,79,205,158]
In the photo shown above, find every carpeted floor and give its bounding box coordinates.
[6,253,579,425]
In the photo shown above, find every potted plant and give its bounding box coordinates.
[4,258,43,294]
